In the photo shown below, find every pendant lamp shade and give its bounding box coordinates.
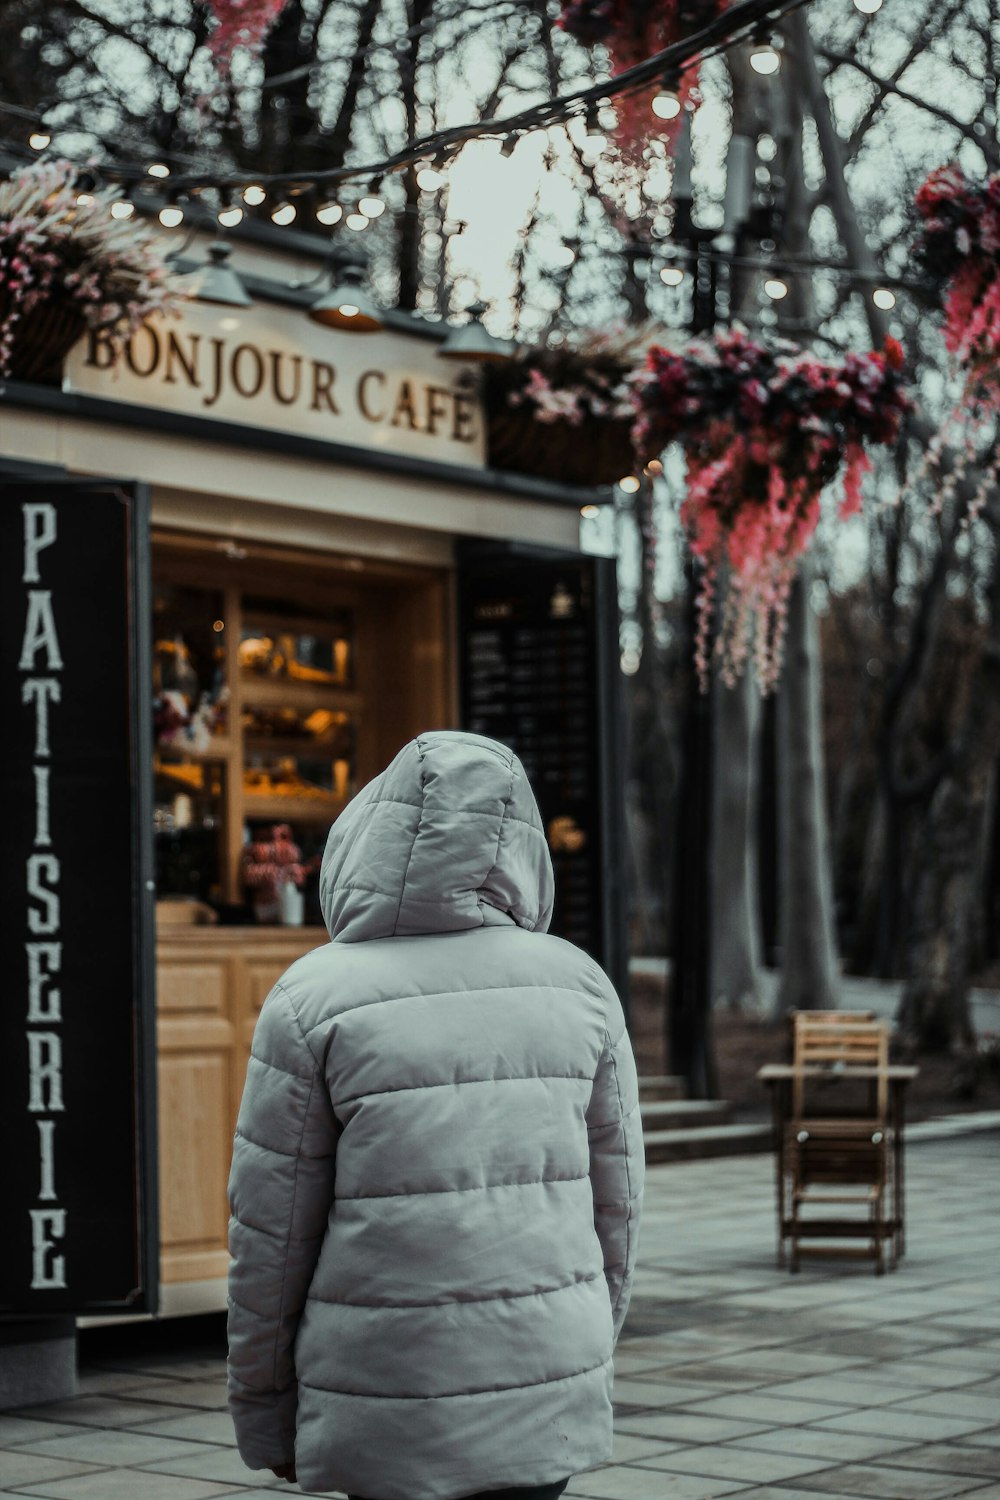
[309,262,382,331]
[191,241,253,308]
[438,301,513,362]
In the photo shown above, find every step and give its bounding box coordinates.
[643,1122,774,1164]
[637,1074,686,1102]
[640,1099,733,1130]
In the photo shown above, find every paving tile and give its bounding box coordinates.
[608,1435,683,1462]
[715,1491,862,1500]
[0,1455,103,1490]
[139,1446,277,1487]
[679,1394,852,1426]
[120,1380,230,1411]
[729,1430,910,1464]
[844,1360,993,1390]
[613,1412,770,1444]
[12,1470,241,1499]
[12,1431,203,1467]
[613,1379,726,1408]
[919,1347,1000,1371]
[753,1376,935,1408]
[889,1390,1000,1423]
[815,1407,997,1442]
[629,1445,835,1483]
[881,1441,1000,1477]
[961,1428,1000,1448]
[792,1462,989,1497]
[119,1411,237,1446]
[566,1469,746,1499]
[15,1398,182,1430]
[0,1422,82,1449]
[73,1371,181,1397]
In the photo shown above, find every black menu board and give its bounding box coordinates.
[457,543,626,1001]
[0,480,157,1314]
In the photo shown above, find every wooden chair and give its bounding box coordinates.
[784,1011,896,1274]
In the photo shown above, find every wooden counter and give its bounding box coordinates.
[156,925,328,1288]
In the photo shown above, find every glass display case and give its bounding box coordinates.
[152,559,362,922]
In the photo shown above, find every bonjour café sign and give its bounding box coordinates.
[65,298,486,466]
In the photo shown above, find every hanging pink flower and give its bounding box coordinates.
[632,328,910,692]
[557,0,727,159]
[206,0,291,74]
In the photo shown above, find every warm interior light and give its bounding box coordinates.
[763,277,788,300]
[619,475,641,494]
[271,202,296,225]
[580,504,601,519]
[29,131,51,151]
[219,205,244,228]
[652,91,681,122]
[158,205,184,228]
[645,459,664,476]
[213,620,225,633]
[358,196,385,218]
[660,266,685,286]
[345,213,369,231]
[873,286,896,309]
[147,163,170,178]
[111,200,135,220]
[749,43,780,75]
[317,201,343,225]
[243,184,266,206]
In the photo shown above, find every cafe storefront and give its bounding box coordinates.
[0,235,625,1321]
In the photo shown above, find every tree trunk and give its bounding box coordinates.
[899,553,1000,1050]
[710,666,762,1009]
[775,570,840,1014]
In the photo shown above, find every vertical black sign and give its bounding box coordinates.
[0,481,157,1314]
[457,542,627,1002]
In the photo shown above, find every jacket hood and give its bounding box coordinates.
[319,731,554,943]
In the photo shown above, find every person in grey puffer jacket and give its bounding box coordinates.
[227,730,644,1500]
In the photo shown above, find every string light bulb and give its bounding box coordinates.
[358,195,385,218]
[270,202,296,225]
[873,286,896,309]
[619,475,641,494]
[316,201,343,226]
[29,130,51,151]
[580,504,601,519]
[652,90,681,121]
[219,203,244,228]
[660,265,685,286]
[763,276,788,299]
[854,0,882,10]
[749,40,781,74]
[76,192,95,207]
[110,199,135,220]
[158,203,184,228]
[147,163,170,178]
[243,184,266,206]
[551,244,576,267]
[346,212,369,231]
[416,164,445,191]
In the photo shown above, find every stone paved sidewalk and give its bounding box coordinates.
[0,1133,997,1500]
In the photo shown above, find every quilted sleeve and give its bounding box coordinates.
[227,982,338,1471]
[586,989,644,1340]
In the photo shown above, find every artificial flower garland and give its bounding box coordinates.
[631,327,909,691]
[557,0,724,157]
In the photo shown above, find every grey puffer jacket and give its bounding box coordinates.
[227,731,643,1500]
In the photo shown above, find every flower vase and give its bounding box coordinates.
[279,880,304,927]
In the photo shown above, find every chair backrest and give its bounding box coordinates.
[791,1011,889,1120]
